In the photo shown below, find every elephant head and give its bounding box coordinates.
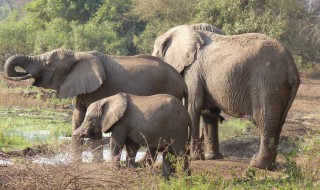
[152,24,224,73]
[152,25,205,73]
[4,49,106,98]
[73,93,127,139]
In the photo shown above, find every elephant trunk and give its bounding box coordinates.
[4,55,44,80]
[73,123,90,138]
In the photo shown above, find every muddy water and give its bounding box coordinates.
[0,145,151,165]
[0,132,160,165]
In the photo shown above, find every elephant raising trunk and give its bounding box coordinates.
[4,55,44,81]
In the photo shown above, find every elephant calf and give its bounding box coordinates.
[73,93,191,178]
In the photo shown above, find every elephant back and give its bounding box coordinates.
[190,23,225,35]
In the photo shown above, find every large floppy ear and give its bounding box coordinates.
[100,93,128,133]
[57,53,106,98]
[152,25,204,73]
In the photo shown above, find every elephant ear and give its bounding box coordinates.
[57,54,106,98]
[152,25,204,73]
[100,93,128,133]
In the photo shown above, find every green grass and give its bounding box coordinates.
[0,108,72,151]
[219,118,252,140]
[0,78,72,151]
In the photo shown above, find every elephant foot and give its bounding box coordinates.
[204,151,224,160]
[249,154,274,170]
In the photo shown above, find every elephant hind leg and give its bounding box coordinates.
[250,96,284,170]
[110,133,126,168]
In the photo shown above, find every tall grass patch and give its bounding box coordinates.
[219,118,253,140]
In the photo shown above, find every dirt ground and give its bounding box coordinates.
[191,79,320,178]
[1,78,319,182]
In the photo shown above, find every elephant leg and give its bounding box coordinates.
[250,96,283,170]
[202,110,223,160]
[88,133,104,163]
[184,72,205,160]
[125,139,140,168]
[71,104,86,162]
[189,110,203,160]
[110,137,125,168]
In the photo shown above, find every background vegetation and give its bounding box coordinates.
[0,0,320,77]
[0,1,319,189]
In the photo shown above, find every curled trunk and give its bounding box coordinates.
[4,55,43,80]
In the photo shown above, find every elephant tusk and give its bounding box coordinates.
[3,73,33,81]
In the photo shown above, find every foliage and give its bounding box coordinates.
[0,0,320,69]
[0,4,10,21]
[219,118,252,140]
[25,0,103,23]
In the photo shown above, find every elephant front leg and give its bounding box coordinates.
[189,105,205,160]
[201,110,223,160]
[110,137,124,168]
[71,105,86,162]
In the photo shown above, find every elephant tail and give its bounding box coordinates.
[279,61,300,130]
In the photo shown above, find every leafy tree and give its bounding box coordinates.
[32,18,72,53]
[91,0,146,55]
[131,0,200,53]
[25,0,103,23]
[71,21,128,55]
[131,0,200,24]
[0,4,10,20]
[0,11,36,62]
[193,0,320,65]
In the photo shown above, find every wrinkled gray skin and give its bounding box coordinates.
[73,93,191,178]
[152,24,300,170]
[4,49,188,162]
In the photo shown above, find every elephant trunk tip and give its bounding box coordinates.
[72,130,87,138]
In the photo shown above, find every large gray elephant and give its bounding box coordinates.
[4,49,188,161]
[73,93,191,178]
[152,24,300,170]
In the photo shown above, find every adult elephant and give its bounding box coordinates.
[4,49,188,162]
[152,24,300,170]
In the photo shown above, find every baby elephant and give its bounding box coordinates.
[73,93,191,178]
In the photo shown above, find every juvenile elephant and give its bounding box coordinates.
[73,93,191,178]
[152,24,300,170]
[4,49,188,161]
